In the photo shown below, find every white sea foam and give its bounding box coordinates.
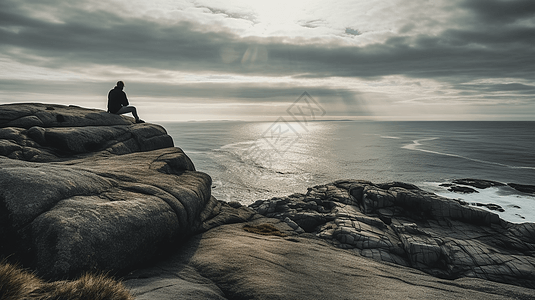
[422,182,535,223]
[401,137,439,150]
[403,138,535,170]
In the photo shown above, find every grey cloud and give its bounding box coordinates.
[0,13,224,69]
[131,82,370,116]
[0,0,534,92]
[0,78,359,104]
[461,0,535,24]
[453,83,535,94]
[345,28,361,36]
[441,27,535,46]
[0,79,109,97]
[1,1,236,67]
[0,77,371,116]
[398,23,415,34]
[300,19,326,29]
[195,5,257,23]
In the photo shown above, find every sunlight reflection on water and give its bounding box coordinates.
[162,120,535,223]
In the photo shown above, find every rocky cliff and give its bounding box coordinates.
[1,103,534,299]
[0,103,216,279]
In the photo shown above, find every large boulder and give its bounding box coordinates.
[0,103,213,279]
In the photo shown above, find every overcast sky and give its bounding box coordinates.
[1,0,534,121]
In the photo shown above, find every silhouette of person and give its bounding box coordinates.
[107,81,144,123]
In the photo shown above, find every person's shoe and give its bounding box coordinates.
[136,119,145,123]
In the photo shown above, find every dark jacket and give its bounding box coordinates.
[107,86,129,114]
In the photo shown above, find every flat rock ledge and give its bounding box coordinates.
[0,103,216,279]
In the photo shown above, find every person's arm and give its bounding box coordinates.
[107,90,112,112]
[122,91,129,107]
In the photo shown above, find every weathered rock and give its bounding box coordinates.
[0,103,212,279]
[447,179,535,195]
[124,220,535,300]
[199,200,256,232]
[446,185,479,194]
[0,103,173,162]
[377,181,421,191]
[125,264,226,300]
[452,178,505,189]
[250,180,535,289]
[474,202,505,212]
[0,103,132,128]
[508,183,535,194]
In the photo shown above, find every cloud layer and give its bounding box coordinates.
[0,0,534,120]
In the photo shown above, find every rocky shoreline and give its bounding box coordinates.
[1,103,534,299]
[439,178,535,199]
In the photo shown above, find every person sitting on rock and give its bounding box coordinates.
[107,81,145,123]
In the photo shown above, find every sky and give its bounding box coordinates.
[0,0,534,121]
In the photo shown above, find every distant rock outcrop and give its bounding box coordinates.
[451,178,535,195]
[452,178,505,189]
[0,103,215,279]
[440,183,479,194]
[508,183,535,194]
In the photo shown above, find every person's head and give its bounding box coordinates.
[116,81,125,88]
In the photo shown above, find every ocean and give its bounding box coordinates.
[161,121,535,223]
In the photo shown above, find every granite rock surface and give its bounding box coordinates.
[0,103,173,162]
[125,180,535,299]
[124,216,535,300]
[249,180,535,289]
[0,103,214,279]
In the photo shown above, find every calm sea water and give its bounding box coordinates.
[161,121,535,223]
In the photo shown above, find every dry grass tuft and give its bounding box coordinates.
[0,260,134,300]
[243,223,286,237]
[0,260,42,300]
